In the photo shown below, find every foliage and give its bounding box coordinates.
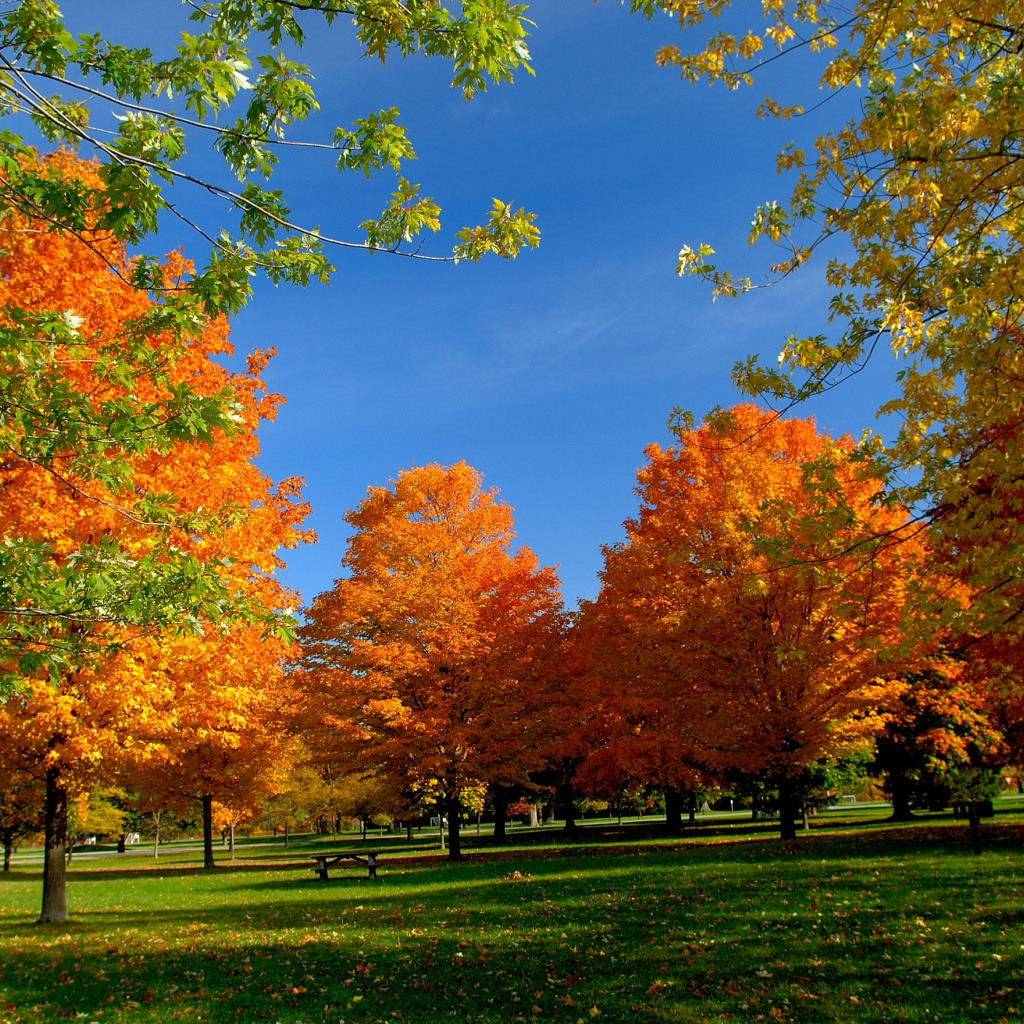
[296,461,566,859]
[872,662,1005,819]
[579,405,920,837]
[67,786,131,843]
[0,153,310,684]
[657,0,1024,650]
[122,613,300,848]
[0,0,540,310]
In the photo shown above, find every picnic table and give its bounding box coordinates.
[310,851,379,881]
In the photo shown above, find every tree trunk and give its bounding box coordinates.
[117,834,127,854]
[664,787,683,832]
[777,777,797,841]
[3,837,12,872]
[889,772,914,822]
[39,766,69,924]
[406,821,413,841]
[528,805,540,828]
[558,783,580,834]
[968,801,983,856]
[153,812,161,859]
[201,794,215,869]
[688,790,697,824]
[284,820,289,848]
[229,823,236,861]
[491,788,512,844]
[445,791,462,861]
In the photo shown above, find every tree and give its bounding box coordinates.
[0,153,304,684]
[297,462,565,860]
[582,405,918,839]
[659,0,1024,652]
[0,179,311,918]
[872,662,1004,822]
[127,614,298,871]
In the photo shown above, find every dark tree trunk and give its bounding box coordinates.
[39,766,69,923]
[491,787,512,844]
[201,794,215,869]
[117,834,127,854]
[777,777,797,841]
[558,782,580,834]
[664,787,683,832]
[3,838,11,872]
[889,772,914,822]
[688,790,698,823]
[284,820,289,848]
[445,791,462,861]
[968,801,983,856]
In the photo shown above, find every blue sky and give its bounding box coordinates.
[58,1,899,610]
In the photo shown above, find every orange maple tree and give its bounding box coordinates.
[123,595,299,869]
[581,405,922,838]
[0,152,279,683]
[296,462,565,859]
[0,153,311,920]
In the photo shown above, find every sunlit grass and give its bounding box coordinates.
[1,809,1022,1023]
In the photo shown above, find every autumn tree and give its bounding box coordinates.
[0,163,311,919]
[582,405,919,840]
[873,662,1004,822]
[0,767,43,872]
[122,611,299,870]
[0,153,303,685]
[655,0,1024,655]
[297,462,565,860]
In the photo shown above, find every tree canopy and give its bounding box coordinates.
[0,152,310,684]
[296,461,565,859]
[0,0,540,313]
[579,405,921,838]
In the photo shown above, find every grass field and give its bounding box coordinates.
[1,807,1022,1024]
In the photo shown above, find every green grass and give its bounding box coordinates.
[1,810,1023,1024]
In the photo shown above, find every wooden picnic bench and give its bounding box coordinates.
[310,851,379,881]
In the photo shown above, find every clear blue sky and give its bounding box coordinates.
[59,1,898,610]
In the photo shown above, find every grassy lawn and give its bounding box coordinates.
[1,809,1022,1024]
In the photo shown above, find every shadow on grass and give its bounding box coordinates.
[37,817,1024,890]
[1,838,1020,1024]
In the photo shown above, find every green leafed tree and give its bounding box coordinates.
[0,0,540,304]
